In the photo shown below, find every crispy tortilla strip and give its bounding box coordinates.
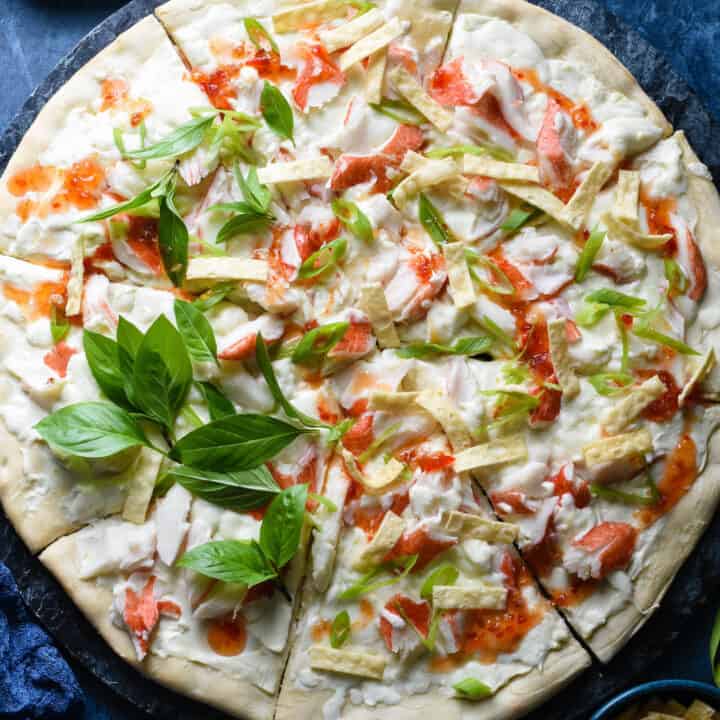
[440,510,518,542]
[679,348,716,406]
[389,66,453,132]
[559,162,613,230]
[582,428,653,466]
[339,18,406,72]
[603,212,672,251]
[365,49,387,104]
[393,154,459,209]
[122,448,163,524]
[686,700,716,720]
[613,170,641,226]
[368,390,419,411]
[185,257,268,285]
[309,646,386,680]
[318,8,385,53]
[547,318,580,398]
[353,510,405,570]
[443,242,476,310]
[358,283,399,348]
[341,449,406,496]
[433,584,507,610]
[257,157,334,184]
[462,155,540,183]
[415,388,472,451]
[272,0,346,33]
[601,376,667,435]
[498,181,569,226]
[454,434,528,472]
[65,237,84,317]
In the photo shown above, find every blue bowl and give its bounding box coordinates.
[591,680,720,719]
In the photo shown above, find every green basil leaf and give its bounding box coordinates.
[126,114,216,160]
[631,318,700,356]
[216,207,273,244]
[418,193,451,245]
[338,554,418,601]
[83,331,129,407]
[167,464,280,511]
[116,317,144,404]
[332,199,373,243]
[453,678,492,700]
[396,336,492,360]
[588,372,633,397]
[585,288,646,309]
[158,182,189,287]
[80,184,157,223]
[425,143,514,163]
[244,18,279,54]
[326,418,354,445]
[177,539,277,586]
[574,226,606,282]
[261,81,294,143]
[330,610,351,649]
[500,205,542,235]
[420,563,459,599]
[236,165,272,214]
[260,484,308,569]
[369,98,425,126]
[291,322,349,367]
[196,380,236,420]
[35,402,149,458]
[171,413,307,470]
[297,237,347,280]
[50,304,70,344]
[174,299,218,364]
[192,281,236,312]
[131,314,193,429]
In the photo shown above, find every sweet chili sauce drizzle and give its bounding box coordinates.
[207,614,247,656]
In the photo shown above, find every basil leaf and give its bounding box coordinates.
[174,299,217,364]
[585,288,646,309]
[167,464,280,511]
[158,181,189,286]
[453,678,492,700]
[330,610,351,649]
[171,413,307,470]
[83,331,129,407]
[338,554,418,601]
[236,165,272,214]
[632,318,700,356]
[196,380,236,421]
[50,304,70,344]
[80,184,157,223]
[131,314,193,429]
[425,143,514,163]
[326,418,354,445]
[261,81,294,143]
[332,199,373,243]
[297,237,347,280]
[500,206,542,235]
[192,282,235,312]
[418,193,451,245]
[291,322,349,367]
[396,336,491,359]
[35,402,148,458]
[177,539,277,586]
[244,18,279,54]
[574,226,605,282]
[215,205,273,244]
[116,317,144,404]
[369,98,425,126]
[260,484,308,569]
[588,372,633,397]
[255,333,328,429]
[126,114,216,160]
[420,563,459,599]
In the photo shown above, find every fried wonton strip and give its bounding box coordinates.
[368,391,419,411]
[603,212,673,251]
[65,237,84,317]
[122,448,163,524]
[393,154,459,209]
[185,257,268,284]
[389,66,453,132]
[559,162,614,230]
[601,376,668,435]
[365,49,387,104]
[679,348,716,407]
[498,181,569,226]
[582,428,653,467]
[309,646,386,680]
[319,8,385,53]
[432,584,507,610]
[257,157,334,184]
[353,510,405,570]
[358,283,399,348]
[612,170,641,226]
[272,0,346,33]
[462,156,540,183]
[686,700,716,720]
[442,242,476,310]
[415,388,472,451]
[440,510,518,543]
[547,318,580,398]
[339,18,406,72]
[342,449,406,496]
[453,435,528,472]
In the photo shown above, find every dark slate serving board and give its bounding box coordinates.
[1,1,719,718]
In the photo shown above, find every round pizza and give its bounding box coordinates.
[1,0,719,718]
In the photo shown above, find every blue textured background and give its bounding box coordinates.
[0,1,719,718]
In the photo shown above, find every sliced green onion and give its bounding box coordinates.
[369,98,425,126]
[425,143,514,163]
[330,610,351,648]
[332,198,373,243]
[418,193,451,245]
[617,313,630,373]
[500,205,542,236]
[192,281,235,312]
[574,227,606,282]
[481,389,540,418]
[391,599,437,650]
[575,301,610,328]
[501,361,531,385]
[243,18,279,53]
[420,563,459,599]
[357,422,402,464]
[585,288,646,309]
[664,258,689,298]
[588,372,634,396]
[466,250,515,296]
[711,605,720,686]
[309,492,338,513]
[631,319,700,356]
[590,477,660,506]
[477,315,517,354]
[50,304,70,344]
[291,322,349,366]
[453,678,493,700]
[338,554,418,601]
[396,336,492,360]
[297,237,347,280]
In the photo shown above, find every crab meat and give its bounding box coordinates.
[218,314,285,361]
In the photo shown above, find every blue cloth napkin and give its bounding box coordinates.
[0,562,85,719]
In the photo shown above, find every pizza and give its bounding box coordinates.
[1,0,719,718]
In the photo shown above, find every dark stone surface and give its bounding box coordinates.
[1,1,720,718]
